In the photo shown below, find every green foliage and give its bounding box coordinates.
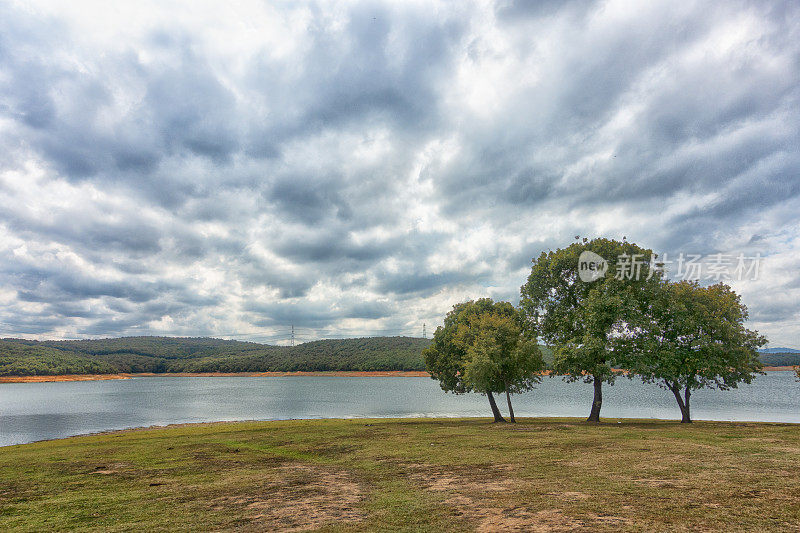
[619,280,766,422]
[0,342,118,375]
[623,281,766,391]
[423,299,514,394]
[759,353,800,366]
[519,238,661,384]
[0,336,431,376]
[462,315,545,395]
[424,298,545,395]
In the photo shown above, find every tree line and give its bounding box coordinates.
[424,238,767,424]
[0,336,430,375]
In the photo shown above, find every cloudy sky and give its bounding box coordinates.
[1,0,798,346]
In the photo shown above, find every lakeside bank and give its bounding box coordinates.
[0,370,431,383]
[1,417,798,531]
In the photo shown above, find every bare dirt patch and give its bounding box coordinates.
[464,503,587,532]
[88,462,132,475]
[424,474,518,494]
[404,462,518,492]
[213,463,364,531]
[547,491,590,502]
[404,464,625,531]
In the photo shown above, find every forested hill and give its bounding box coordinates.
[0,336,432,376]
[1,336,793,376]
[757,347,800,366]
[758,352,800,367]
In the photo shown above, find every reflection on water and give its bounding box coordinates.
[1,372,798,446]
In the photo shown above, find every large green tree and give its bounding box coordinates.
[622,281,766,423]
[519,238,661,422]
[423,298,543,422]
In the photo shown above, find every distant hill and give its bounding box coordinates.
[0,336,432,376]
[759,353,800,367]
[757,347,800,366]
[3,336,791,377]
[759,347,800,354]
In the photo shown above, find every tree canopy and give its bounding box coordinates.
[462,312,545,422]
[620,280,767,422]
[519,237,662,421]
[423,298,544,422]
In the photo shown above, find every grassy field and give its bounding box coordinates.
[1,418,798,531]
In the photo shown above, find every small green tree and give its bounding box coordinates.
[462,312,545,422]
[520,238,661,422]
[423,298,543,422]
[623,281,766,423]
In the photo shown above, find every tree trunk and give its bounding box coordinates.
[668,382,692,423]
[487,392,506,422]
[587,375,602,422]
[682,388,691,423]
[505,388,516,423]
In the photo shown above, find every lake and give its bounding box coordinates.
[1,371,798,446]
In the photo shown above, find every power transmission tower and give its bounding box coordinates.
[291,325,295,347]
[423,323,426,339]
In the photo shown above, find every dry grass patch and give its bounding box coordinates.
[402,462,635,531]
[211,463,365,531]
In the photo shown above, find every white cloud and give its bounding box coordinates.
[1,0,799,346]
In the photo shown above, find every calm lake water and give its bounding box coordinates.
[1,372,798,446]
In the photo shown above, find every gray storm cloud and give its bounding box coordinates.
[0,0,798,345]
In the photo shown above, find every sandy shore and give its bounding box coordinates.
[0,374,134,383]
[0,370,431,383]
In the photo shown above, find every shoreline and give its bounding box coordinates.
[0,366,794,383]
[0,370,431,383]
[6,415,800,449]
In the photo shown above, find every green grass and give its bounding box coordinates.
[1,418,798,531]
